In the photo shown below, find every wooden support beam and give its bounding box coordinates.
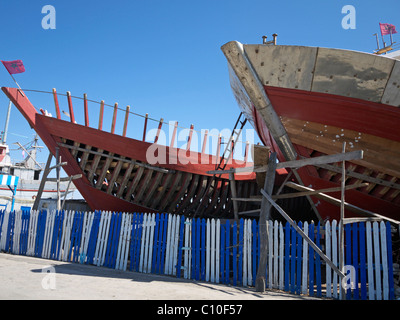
[285,182,400,225]
[186,124,194,151]
[206,149,364,175]
[260,188,346,280]
[255,152,276,292]
[143,113,148,141]
[229,171,239,221]
[154,118,163,144]
[170,121,178,148]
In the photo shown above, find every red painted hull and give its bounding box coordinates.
[2,87,259,217]
[221,41,400,222]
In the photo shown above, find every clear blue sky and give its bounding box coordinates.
[0,0,399,169]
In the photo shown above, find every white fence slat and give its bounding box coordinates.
[279,222,284,290]
[247,219,252,286]
[93,210,106,265]
[366,221,375,300]
[100,211,112,266]
[380,221,389,300]
[332,219,338,299]
[172,215,180,276]
[184,218,191,279]
[302,222,309,295]
[273,220,278,289]
[325,220,332,298]
[164,214,172,275]
[268,220,273,289]
[373,221,382,300]
[243,220,248,287]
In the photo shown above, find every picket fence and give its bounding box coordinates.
[0,209,395,300]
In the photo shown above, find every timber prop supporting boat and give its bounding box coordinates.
[221,39,400,221]
[2,87,260,218]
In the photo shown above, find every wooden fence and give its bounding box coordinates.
[0,209,395,300]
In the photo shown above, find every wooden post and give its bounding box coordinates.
[32,153,53,210]
[229,171,239,221]
[66,91,76,123]
[98,100,104,130]
[170,121,178,148]
[143,113,148,141]
[111,103,118,134]
[122,105,130,137]
[255,152,276,292]
[154,118,164,144]
[52,88,61,119]
[83,93,89,127]
[201,129,208,155]
[339,142,346,299]
[186,124,194,151]
[56,147,61,211]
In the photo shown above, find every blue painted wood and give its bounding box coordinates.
[104,212,116,268]
[156,213,164,274]
[359,222,367,300]
[284,222,290,292]
[296,221,302,295]
[151,213,160,273]
[345,223,352,300]
[232,220,237,286]
[87,211,101,264]
[196,218,201,280]
[35,211,47,258]
[352,223,359,300]
[252,219,257,286]
[308,222,315,297]
[6,211,15,253]
[386,221,395,300]
[225,220,230,285]
[315,221,322,297]
[200,218,206,281]
[239,219,244,286]
[135,213,144,272]
[176,215,185,278]
[129,213,138,272]
[290,223,296,294]
[160,214,169,275]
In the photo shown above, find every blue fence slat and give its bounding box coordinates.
[359,222,367,300]
[239,219,244,286]
[220,221,225,283]
[296,221,302,295]
[232,220,237,286]
[386,221,395,300]
[151,213,160,274]
[200,218,206,281]
[345,223,352,300]
[352,223,359,300]
[284,222,290,292]
[195,218,201,281]
[252,219,257,286]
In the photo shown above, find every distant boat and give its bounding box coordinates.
[0,102,75,211]
[221,39,400,222]
[1,87,260,218]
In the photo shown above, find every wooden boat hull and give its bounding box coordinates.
[2,87,259,217]
[222,41,400,221]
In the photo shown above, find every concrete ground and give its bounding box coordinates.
[0,252,320,300]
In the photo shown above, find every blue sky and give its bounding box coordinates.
[0,0,399,172]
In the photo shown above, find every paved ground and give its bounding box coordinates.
[0,252,319,300]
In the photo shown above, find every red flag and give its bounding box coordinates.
[379,23,398,36]
[1,60,25,74]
